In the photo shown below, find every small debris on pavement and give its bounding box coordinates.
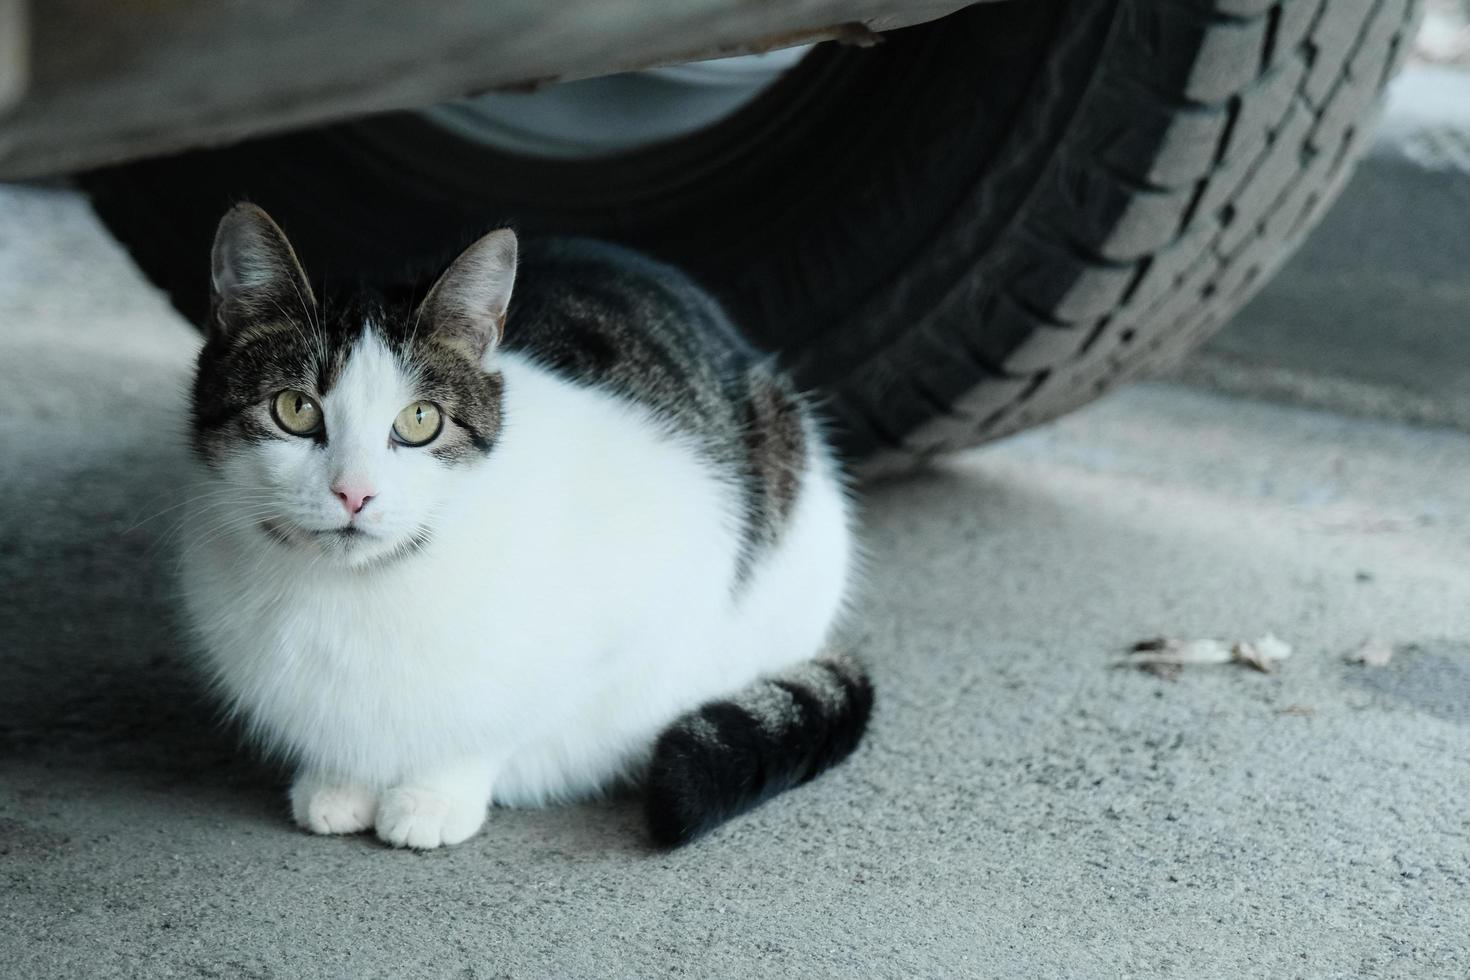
[1346,637,1395,667]
[1127,637,1232,664]
[1233,634,1293,673]
[1119,633,1293,673]
[1277,704,1316,717]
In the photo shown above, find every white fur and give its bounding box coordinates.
[180,334,853,848]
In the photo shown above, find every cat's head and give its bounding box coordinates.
[190,203,517,569]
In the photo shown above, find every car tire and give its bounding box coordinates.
[82,0,1420,474]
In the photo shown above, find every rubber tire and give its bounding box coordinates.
[81,0,1420,475]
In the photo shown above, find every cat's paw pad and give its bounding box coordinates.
[375,786,486,850]
[291,782,377,836]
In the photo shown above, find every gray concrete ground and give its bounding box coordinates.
[2,173,1469,977]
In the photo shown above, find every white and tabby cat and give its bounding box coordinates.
[179,204,871,849]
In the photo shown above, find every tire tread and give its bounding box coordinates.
[845,0,1420,475]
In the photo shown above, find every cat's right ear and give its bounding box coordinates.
[416,228,518,361]
[209,204,317,337]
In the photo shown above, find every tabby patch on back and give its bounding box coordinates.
[179,203,871,849]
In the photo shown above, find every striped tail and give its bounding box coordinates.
[644,654,874,847]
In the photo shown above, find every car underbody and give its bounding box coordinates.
[0,0,981,178]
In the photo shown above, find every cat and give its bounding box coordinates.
[178,203,872,849]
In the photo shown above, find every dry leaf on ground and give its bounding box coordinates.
[1119,633,1292,673]
[1233,633,1293,673]
[1124,637,1233,665]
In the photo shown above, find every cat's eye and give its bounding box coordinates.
[392,400,443,447]
[271,389,323,437]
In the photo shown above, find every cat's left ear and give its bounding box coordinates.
[418,228,518,360]
[209,204,317,336]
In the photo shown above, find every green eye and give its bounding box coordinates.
[271,389,322,437]
[392,400,443,447]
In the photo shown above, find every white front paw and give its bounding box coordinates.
[375,785,487,850]
[290,779,377,836]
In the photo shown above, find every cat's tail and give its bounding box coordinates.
[644,652,874,847]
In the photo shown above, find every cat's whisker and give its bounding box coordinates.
[151,500,279,547]
[172,523,272,562]
[125,489,276,534]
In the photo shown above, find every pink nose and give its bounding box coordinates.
[332,484,375,516]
